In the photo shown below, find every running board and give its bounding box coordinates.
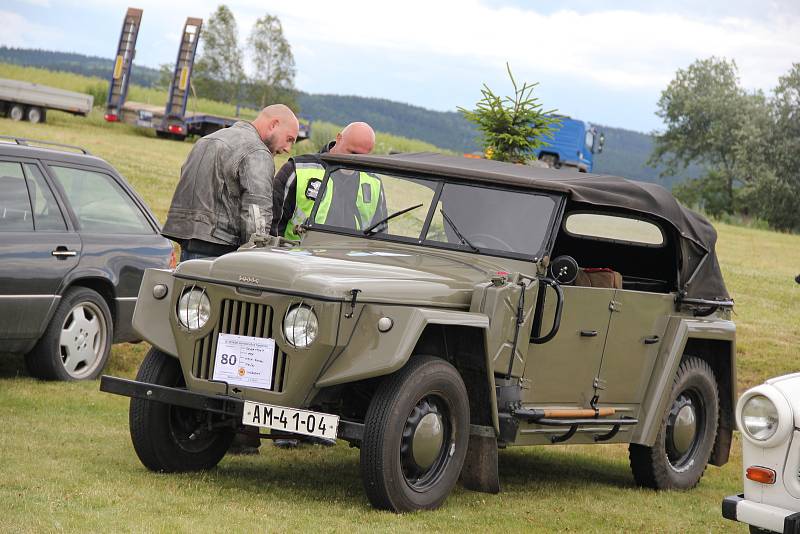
[499,408,638,444]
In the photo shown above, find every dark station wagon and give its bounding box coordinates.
[0,136,173,380]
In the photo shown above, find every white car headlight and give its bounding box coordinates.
[741,394,779,441]
[177,288,211,330]
[283,306,318,348]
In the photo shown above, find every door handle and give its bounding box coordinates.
[580,330,598,337]
[644,335,660,345]
[52,246,77,259]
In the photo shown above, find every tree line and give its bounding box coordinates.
[171,5,297,112]
[650,58,800,232]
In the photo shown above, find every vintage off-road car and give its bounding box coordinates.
[101,153,736,512]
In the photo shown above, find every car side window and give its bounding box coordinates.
[0,161,33,231]
[23,164,67,231]
[48,166,153,234]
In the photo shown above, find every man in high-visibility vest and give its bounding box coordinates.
[272,122,383,239]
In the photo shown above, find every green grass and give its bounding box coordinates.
[2,65,800,532]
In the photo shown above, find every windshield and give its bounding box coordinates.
[310,167,558,259]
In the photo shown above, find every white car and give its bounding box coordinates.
[723,373,800,533]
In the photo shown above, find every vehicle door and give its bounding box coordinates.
[522,285,613,406]
[593,289,673,406]
[44,163,171,335]
[0,158,80,346]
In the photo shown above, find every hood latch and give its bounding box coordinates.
[345,288,362,318]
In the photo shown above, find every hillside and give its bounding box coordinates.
[1,47,700,188]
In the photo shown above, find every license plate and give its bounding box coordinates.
[243,401,339,439]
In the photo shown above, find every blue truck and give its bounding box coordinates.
[534,116,604,172]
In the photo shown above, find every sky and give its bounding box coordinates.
[2,0,799,133]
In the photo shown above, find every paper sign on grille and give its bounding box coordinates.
[212,333,275,390]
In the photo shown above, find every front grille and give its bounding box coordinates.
[192,299,287,391]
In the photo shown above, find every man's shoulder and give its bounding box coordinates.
[207,122,266,150]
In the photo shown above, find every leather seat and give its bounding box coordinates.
[574,267,622,289]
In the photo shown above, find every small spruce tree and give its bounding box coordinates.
[459,64,559,163]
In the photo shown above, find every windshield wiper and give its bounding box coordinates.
[440,209,479,252]
[363,204,423,236]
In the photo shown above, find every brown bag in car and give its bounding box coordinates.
[575,268,622,289]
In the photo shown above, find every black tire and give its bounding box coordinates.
[25,287,113,380]
[360,355,470,512]
[9,103,24,121]
[629,356,719,490]
[27,106,44,124]
[129,347,233,472]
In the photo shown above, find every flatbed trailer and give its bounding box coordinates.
[0,78,93,124]
[116,101,239,140]
[105,8,309,142]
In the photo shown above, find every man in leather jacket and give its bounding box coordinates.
[163,104,299,261]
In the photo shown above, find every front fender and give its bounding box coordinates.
[132,268,178,357]
[315,305,489,388]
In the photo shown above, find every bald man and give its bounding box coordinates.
[163,104,299,260]
[273,121,383,240]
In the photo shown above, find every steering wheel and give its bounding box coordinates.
[468,233,514,251]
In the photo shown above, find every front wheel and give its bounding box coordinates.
[129,348,233,472]
[629,356,719,489]
[360,356,470,512]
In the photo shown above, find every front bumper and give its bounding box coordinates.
[99,375,365,442]
[723,494,800,533]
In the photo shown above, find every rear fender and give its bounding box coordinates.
[634,316,736,464]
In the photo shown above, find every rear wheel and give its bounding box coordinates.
[129,347,233,472]
[9,104,24,121]
[25,287,112,380]
[629,356,719,489]
[27,106,44,124]
[360,356,469,512]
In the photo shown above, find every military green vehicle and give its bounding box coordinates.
[101,153,736,512]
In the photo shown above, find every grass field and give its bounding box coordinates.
[1,70,800,532]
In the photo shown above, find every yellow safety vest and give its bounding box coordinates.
[284,162,381,240]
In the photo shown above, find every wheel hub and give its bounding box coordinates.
[412,412,444,470]
[400,396,451,489]
[666,392,702,466]
[58,302,105,378]
[671,404,697,455]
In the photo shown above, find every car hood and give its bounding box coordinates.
[766,373,800,428]
[175,243,518,308]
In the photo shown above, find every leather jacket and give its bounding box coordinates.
[162,121,274,247]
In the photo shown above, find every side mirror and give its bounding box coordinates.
[596,133,605,154]
[548,255,578,285]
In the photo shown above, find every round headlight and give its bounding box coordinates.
[177,288,211,330]
[741,394,779,441]
[283,306,319,348]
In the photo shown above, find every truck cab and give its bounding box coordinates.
[534,116,605,172]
